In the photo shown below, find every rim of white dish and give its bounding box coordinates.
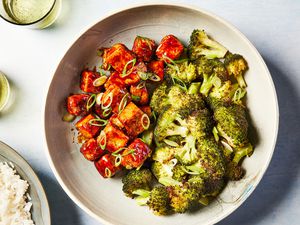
[43,3,279,225]
[0,141,51,225]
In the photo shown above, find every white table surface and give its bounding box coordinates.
[1,0,299,224]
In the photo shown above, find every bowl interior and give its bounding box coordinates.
[45,5,278,225]
[0,141,50,225]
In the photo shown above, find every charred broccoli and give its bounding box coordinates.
[188,29,228,60]
[122,169,153,198]
[225,53,248,88]
[150,82,169,114]
[214,104,249,148]
[165,61,199,83]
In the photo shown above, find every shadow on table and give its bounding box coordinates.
[218,58,300,224]
[38,172,80,224]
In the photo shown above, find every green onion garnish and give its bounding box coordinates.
[93,76,107,87]
[86,94,96,111]
[98,130,106,150]
[88,118,108,127]
[62,112,76,122]
[102,107,112,117]
[101,92,113,109]
[121,58,137,78]
[122,149,135,157]
[114,154,122,167]
[152,111,157,121]
[163,139,179,147]
[212,126,219,142]
[233,87,247,103]
[138,71,149,81]
[174,58,189,63]
[131,95,141,102]
[118,93,129,114]
[105,167,112,178]
[141,114,150,130]
[112,147,128,156]
[171,76,187,92]
[148,73,161,82]
[136,81,146,89]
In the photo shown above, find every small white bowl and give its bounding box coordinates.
[44,4,279,225]
[0,141,51,225]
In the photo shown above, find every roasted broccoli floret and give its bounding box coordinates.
[133,186,171,215]
[225,53,248,88]
[151,161,174,181]
[150,82,169,114]
[187,109,213,138]
[172,164,188,182]
[148,186,171,215]
[209,81,239,103]
[194,57,229,96]
[152,146,175,163]
[226,161,245,181]
[214,104,249,148]
[154,107,189,143]
[169,177,204,213]
[166,61,198,83]
[122,169,153,198]
[188,29,228,60]
[175,134,199,165]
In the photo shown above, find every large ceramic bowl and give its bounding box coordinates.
[44,4,279,225]
[0,141,50,225]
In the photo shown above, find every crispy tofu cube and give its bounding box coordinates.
[67,94,90,116]
[104,71,126,89]
[101,122,129,152]
[130,83,149,105]
[80,138,104,161]
[148,60,165,81]
[109,114,124,129]
[80,70,102,93]
[118,102,146,138]
[94,154,121,178]
[132,36,156,62]
[156,35,184,61]
[76,114,101,138]
[102,85,129,114]
[121,139,152,169]
[102,43,136,73]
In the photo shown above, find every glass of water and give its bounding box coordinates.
[0,0,61,29]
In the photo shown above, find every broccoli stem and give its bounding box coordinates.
[133,189,151,206]
[200,74,221,96]
[236,73,247,88]
[188,82,201,94]
[232,143,253,165]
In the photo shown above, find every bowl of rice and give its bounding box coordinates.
[0,141,50,225]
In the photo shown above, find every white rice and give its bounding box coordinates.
[0,162,34,225]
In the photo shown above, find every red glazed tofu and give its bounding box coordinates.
[80,70,102,93]
[140,106,152,117]
[109,114,124,129]
[80,138,104,161]
[132,36,156,62]
[130,83,149,105]
[95,154,121,178]
[101,122,129,152]
[121,139,152,169]
[102,43,136,73]
[118,102,147,138]
[76,114,101,138]
[156,35,184,61]
[104,71,126,89]
[102,85,129,114]
[148,60,165,81]
[67,94,90,116]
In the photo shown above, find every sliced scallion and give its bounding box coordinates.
[138,71,149,81]
[88,118,108,127]
[141,114,150,130]
[163,139,179,147]
[118,93,129,114]
[121,58,137,78]
[93,76,107,87]
[114,154,122,167]
[98,130,106,150]
[136,81,146,89]
[131,95,141,102]
[96,93,104,105]
[62,112,76,122]
[171,76,187,92]
[102,107,112,117]
[101,92,113,109]
[105,167,112,178]
[148,73,161,82]
[86,94,96,111]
